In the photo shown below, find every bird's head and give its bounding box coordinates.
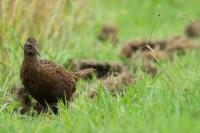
[24,37,40,56]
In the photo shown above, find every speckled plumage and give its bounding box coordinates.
[20,38,93,113]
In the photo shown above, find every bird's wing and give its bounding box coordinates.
[38,60,76,93]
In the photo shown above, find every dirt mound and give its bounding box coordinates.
[154,40,168,50]
[185,20,200,38]
[121,36,198,59]
[167,36,198,53]
[143,61,157,76]
[120,35,198,76]
[85,72,134,98]
[142,48,168,62]
[97,25,119,44]
[121,39,154,58]
[71,59,128,78]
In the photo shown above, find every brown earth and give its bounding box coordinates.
[185,20,200,38]
[84,71,134,98]
[71,59,128,78]
[97,25,119,44]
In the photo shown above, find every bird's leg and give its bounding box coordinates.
[50,103,58,114]
[39,101,58,114]
[17,87,32,114]
[32,102,46,114]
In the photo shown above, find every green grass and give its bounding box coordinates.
[0,0,200,132]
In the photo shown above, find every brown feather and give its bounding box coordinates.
[20,38,85,113]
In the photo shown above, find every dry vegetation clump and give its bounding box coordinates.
[142,61,158,76]
[120,39,166,76]
[154,40,168,50]
[121,36,198,60]
[71,59,128,78]
[120,39,155,58]
[185,20,200,38]
[84,72,135,98]
[97,25,119,44]
[120,35,198,76]
[141,47,168,62]
[166,36,198,54]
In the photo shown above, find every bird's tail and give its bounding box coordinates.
[74,68,95,81]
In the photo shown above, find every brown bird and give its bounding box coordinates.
[20,38,94,113]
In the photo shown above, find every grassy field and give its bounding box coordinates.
[0,0,200,132]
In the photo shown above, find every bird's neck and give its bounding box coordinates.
[23,55,39,68]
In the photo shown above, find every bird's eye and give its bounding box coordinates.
[27,44,32,48]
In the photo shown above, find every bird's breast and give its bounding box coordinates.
[21,63,39,90]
